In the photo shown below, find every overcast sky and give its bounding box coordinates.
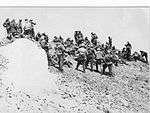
[0,7,149,53]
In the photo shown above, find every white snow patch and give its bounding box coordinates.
[0,38,57,94]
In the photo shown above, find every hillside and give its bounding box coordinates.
[0,39,149,113]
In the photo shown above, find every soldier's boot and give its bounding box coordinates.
[108,64,113,76]
[58,56,63,71]
[90,60,94,71]
[102,64,107,74]
[115,61,118,66]
[95,60,99,72]
[145,56,148,64]
[85,60,89,69]
[75,61,80,70]
[82,61,86,73]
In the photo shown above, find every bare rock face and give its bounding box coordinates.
[0,38,51,94]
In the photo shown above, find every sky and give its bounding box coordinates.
[0,7,149,53]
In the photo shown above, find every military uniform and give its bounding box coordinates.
[125,42,132,60]
[132,52,139,62]
[140,51,148,63]
[74,31,84,46]
[86,47,96,71]
[24,19,36,38]
[95,50,104,72]
[75,45,87,73]
[3,18,11,35]
[102,54,113,75]
[55,43,65,71]
[84,37,90,46]
[17,19,23,34]
[108,36,112,49]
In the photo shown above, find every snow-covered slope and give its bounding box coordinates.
[0,38,149,113]
[0,38,56,94]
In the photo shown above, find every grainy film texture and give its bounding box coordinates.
[0,7,149,113]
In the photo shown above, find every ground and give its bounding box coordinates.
[0,39,150,113]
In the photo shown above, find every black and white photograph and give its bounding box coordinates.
[0,7,150,113]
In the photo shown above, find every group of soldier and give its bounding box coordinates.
[2,18,149,76]
[3,18,36,40]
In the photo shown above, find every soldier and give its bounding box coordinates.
[86,46,96,71]
[64,38,72,47]
[29,19,36,37]
[74,31,84,46]
[95,48,105,72]
[91,32,98,47]
[140,50,148,63]
[110,52,119,66]
[108,36,112,49]
[3,18,11,35]
[53,36,58,42]
[132,51,140,62]
[55,43,65,71]
[9,19,18,37]
[84,37,90,46]
[75,43,87,73]
[3,18,13,40]
[35,32,41,42]
[42,33,49,44]
[59,35,64,44]
[17,19,23,34]
[24,19,31,36]
[121,47,126,58]
[122,47,126,53]
[39,35,49,53]
[125,41,132,60]
[24,19,36,38]
[102,53,113,76]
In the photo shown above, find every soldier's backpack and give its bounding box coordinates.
[95,51,104,59]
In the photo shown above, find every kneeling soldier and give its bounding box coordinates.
[140,50,148,64]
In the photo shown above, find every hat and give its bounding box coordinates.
[79,43,86,48]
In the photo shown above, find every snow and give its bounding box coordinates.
[0,38,56,94]
[0,38,149,113]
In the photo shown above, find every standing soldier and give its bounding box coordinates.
[55,43,65,71]
[10,19,18,37]
[86,46,96,71]
[24,19,36,38]
[84,37,90,46]
[42,33,49,44]
[125,41,132,60]
[17,19,23,34]
[3,18,11,35]
[102,53,113,76]
[35,32,41,42]
[3,18,13,40]
[91,32,98,47]
[39,34,49,54]
[95,49,105,72]
[108,36,112,49]
[59,35,64,45]
[75,43,87,73]
[29,19,36,37]
[74,31,84,46]
[24,19,31,36]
